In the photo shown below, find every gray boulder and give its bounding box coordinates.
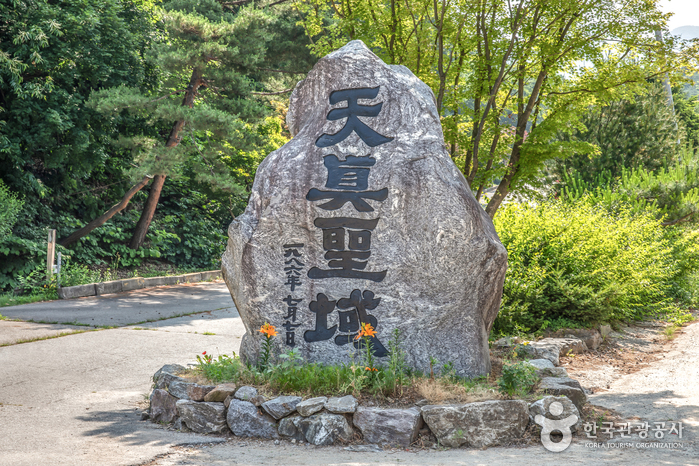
[529,396,582,433]
[520,338,587,366]
[149,389,178,424]
[325,395,358,414]
[226,399,279,439]
[234,386,258,401]
[278,413,353,445]
[545,329,602,350]
[152,364,187,390]
[175,400,228,434]
[278,416,306,441]
[421,400,529,448]
[262,396,302,420]
[353,407,421,447]
[168,380,215,401]
[221,39,507,378]
[296,396,327,417]
[539,377,587,411]
[526,359,569,378]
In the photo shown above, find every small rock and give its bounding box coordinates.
[529,396,582,433]
[526,359,568,378]
[600,324,612,339]
[526,359,555,370]
[520,338,588,366]
[168,380,215,401]
[539,377,587,411]
[353,407,422,447]
[274,440,280,445]
[204,383,237,402]
[224,394,234,408]
[149,389,178,423]
[140,411,150,421]
[262,396,303,420]
[234,386,258,401]
[175,400,228,434]
[325,395,358,414]
[296,397,327,417]
[421,400,529,448]
[226,399,279,439]
[250,395,266,407]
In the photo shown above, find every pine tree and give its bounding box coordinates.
[84,0,314,249]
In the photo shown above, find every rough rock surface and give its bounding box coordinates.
[262,396,302,420]
[529,396,582,433]
[149,389,178,423]
[421,400,529,448]
[204,383,237,402]
[226,399,279,439]
[152,364,186,390]
[545,329,602,350]
[296,396,327,417]
[526,359,568,378]
[325,395,358,414]
[539,377,588,411]
[278,413,353,445]
[168,380,215,401]
[175,400,228,434]
[278,416,306,441]
[221,40,507,378]
[353,407,421,447]
[521,338,587,366]
[250,395,266,407]
[234,386,258,401]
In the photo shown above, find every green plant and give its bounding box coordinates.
[497,361,538,397]
[258,323,277,372]
[493,199,689,334]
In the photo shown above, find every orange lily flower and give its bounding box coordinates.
[259,322,278,338]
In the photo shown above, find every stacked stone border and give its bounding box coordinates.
[57,270,221,299]
[147,333,596,448]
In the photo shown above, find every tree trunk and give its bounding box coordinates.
[58,175,153,247]
[128,67,203,250]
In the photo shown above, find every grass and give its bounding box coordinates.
[0,293,56,308]
[664,324,679,340]
[0,329,100,347]
[184,329,532,405]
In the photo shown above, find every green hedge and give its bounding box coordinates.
[492,198,697,335]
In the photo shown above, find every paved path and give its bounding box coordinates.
[0,283,241,466]
[1,284,696,465]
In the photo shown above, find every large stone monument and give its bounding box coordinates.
[222,40,507,377]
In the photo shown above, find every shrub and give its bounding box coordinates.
[497,361,538,397]
[493,199,684,335]
[0,181,23,243]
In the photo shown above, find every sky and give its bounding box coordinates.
[660,0,698,31]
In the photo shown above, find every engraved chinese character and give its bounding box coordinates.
[307,155,388,212]
[315,87,393,148]
[308,217,386,282]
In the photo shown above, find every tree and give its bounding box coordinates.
[88,0,315,250]
[298,0,699,216]
[0,0,159,202]
[549,84,682,185]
